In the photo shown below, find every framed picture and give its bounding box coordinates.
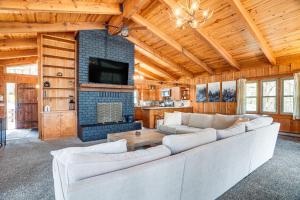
[208,82,220,102]
[222,81,237,102]
[196,84,207,102]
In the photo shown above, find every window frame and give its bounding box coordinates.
[281,77,294,115]
[261,79,278,114]
[5,63,38,76]
[245,80,259,113]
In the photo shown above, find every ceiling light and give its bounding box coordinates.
[171,0,213,29]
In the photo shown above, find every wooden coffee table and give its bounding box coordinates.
[107,129,165,151]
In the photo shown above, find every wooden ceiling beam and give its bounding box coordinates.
[0,49,37,60]
[128,36,194,77]
[135,64,164,80]
[0,22,105,33]
[0,1,121,15]
[131,14,213,74]
[159,0,240,70]
[108,0,150,35]
[228,0,276,65]
[0,38,36,51]
[0,56,37,66]
[135,54,177,80]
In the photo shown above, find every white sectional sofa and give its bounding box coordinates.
[52,114,280,200]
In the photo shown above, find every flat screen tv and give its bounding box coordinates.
[88,57,129,85]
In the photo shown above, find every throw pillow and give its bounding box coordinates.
[164,112,182,126]
[231,118,250,126]
[245,117,273,131]
[216,123,246,140]
[162,128,217,154]
[212,114,238,129]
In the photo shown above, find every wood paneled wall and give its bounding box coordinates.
[186,54,300,134]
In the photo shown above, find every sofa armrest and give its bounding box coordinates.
[156,119,164,128]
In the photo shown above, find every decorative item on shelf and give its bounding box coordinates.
[44,105,51,112]
[126,115,134,123]
[43,91,47,97]
[135,130,141,136]
[68,96,75,110]
[57,72,63,77]
[68,80,74,88]
[150,85,156,90]
[43,81,51,88]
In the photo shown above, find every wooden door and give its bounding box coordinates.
[16,83,38,129]
[60,111,76,137]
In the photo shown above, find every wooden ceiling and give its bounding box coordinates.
[0,0,299,80]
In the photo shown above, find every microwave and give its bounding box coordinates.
[161,89,171,97]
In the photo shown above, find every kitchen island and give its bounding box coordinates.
[139,106,193,128]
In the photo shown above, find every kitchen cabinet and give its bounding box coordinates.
[170,87,190,100]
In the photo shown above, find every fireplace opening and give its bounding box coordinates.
[97,102,123,124]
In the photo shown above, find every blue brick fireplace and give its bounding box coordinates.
[77,30,141,142]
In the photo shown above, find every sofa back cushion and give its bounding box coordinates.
[212,114,238,129]
[162,128,217,154]
[50,139,127,162]
[164,112,182,126]
[216,123,246,140]
[245,117,273,131]
[181,112,192,125]
[65,145,171,184]
[188,113,214,128]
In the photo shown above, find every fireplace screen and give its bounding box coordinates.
[97,102,123,123]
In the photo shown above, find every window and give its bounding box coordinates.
[6,64,38,76]
[262,80,277,113]
[246,82,258,112]
[282,78,294,113]
[134,90,139,106]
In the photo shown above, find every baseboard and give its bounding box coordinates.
[279,132,300,138]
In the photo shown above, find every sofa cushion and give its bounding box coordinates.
[50,139,127,162]
[175,126,204,134]
[181,112,192,125]
[65,145,171,184]
[158,124,177,134]
[245,117,273,131]
[158,125,203,135]
[164,112,182,126]
[162,128,217,154]
[216,123,246,140]
[212,114,238,129]
[231,118,250,126]
[188,113,214,128]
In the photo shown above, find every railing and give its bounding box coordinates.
[0,118,6,150]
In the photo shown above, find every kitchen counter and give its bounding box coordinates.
[140,106,193,128]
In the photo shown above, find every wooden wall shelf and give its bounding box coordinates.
[80,83,134,92]
[39,34,77,140]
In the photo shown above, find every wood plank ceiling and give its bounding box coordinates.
[0,0,299,80]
